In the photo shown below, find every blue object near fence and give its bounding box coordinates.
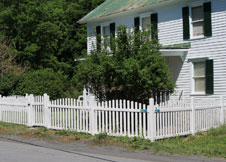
[140,109,148,113]
[155,109,160,113]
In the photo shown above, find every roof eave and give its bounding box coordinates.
[78,0,190,24]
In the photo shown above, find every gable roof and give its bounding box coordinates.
[78,0,171,24]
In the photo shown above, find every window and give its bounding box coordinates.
[103,26,110,37]
[142,16,151,29]
[192,60,214,95]
[191,6,204,37]
[103,25,110,45]
[182,2,212,40]
[193,62,206,93]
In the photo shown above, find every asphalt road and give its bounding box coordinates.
[0,140,148,162]
[0,137,225,162]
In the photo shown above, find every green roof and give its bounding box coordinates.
[79,0,170,24]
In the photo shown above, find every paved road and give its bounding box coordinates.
[0,140,148,162]
[0,137,225,162]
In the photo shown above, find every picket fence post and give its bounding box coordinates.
[149,98,155,142]
[220,96,224,125]
[89,96,97,135]
[44,94,51,129]
[27,94,34,127]
[190,97,195,135]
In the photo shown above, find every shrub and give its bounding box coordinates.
[75,25,175,103]
[14,68,67,100]
[0,73,20,96]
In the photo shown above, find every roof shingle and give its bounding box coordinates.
[79,0,170,24]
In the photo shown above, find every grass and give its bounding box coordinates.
[0,121,226,158]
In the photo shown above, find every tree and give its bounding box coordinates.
[0,41,27,77]
[75,25,175,103]
[0,0,105,76]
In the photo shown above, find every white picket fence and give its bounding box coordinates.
[0,94,226,142]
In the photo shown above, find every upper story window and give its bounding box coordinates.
[191,6,204,37]
[103,26,110,37]
[135,13,158,39]
[103,25,110,45]
[96,23,115,52]
[182,2,212,40]
[142,16,151,29]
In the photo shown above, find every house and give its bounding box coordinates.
[78,0,226,99]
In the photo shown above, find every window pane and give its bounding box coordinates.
[142,17,151,29]
[192,6,203,21]
[193,21,204,36]
[103,26,110,36]
[195,78,205,92]
[194,62,205,77]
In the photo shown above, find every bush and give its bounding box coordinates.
[14,68,67,99]
[75,25,175,103]
[0,73,20,96]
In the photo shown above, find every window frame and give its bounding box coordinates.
[189,2,205,39]
[99,21,115,52]
[189,57,212,95]
[141,16,151,30]
[139,12,153,30]
[192,61,206,94]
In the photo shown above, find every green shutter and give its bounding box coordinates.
[206,59,214,94]
[134,17,140,33]
[96,26,101,52]
[203,2,212,37]
[151,13,158,39]
[182,7,190,40]
[110,23,115,38]
[110,23,116,50]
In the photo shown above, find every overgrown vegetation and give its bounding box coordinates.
[1,122,226,158]
[75,26,175,103]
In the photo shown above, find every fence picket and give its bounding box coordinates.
[0,94,225,142]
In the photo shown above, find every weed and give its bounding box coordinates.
[96,133,108,140]
[55,130,75,136]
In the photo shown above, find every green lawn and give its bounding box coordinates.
[0,121,226,158]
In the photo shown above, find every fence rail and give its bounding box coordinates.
[0,94,226,142]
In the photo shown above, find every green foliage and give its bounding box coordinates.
[14,68,67,100]
[0,0,105,76]
[96,133,108,140]
[0,73,20,96]
[75,25,175,103]
[152,125,226,158]
[0,0,106,98]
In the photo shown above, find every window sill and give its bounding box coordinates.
[185,36,212,42]
[188,36,205,41]
[190,93,213,96]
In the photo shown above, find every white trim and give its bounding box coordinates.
[188,57,209,62]
[160,50,188,61]
[189,2,205,39]
[190,60,207,94]
[140,15,151,30]
[160,49,189,52]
